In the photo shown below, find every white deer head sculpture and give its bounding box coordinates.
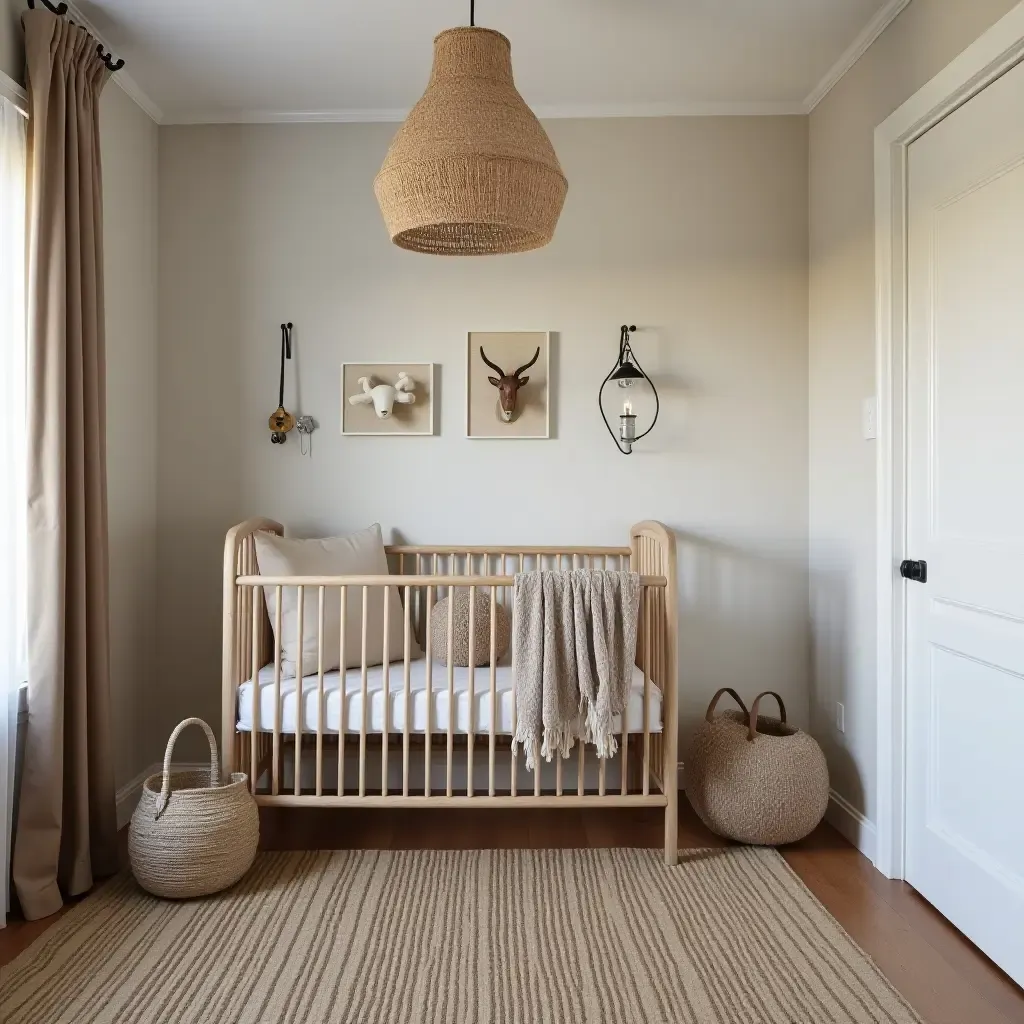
[348,372,417,420]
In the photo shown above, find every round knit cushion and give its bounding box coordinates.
[687,690,829,846]
[429,589,511,667]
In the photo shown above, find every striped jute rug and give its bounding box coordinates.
[0,847,920,1024]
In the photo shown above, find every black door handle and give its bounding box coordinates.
[900,559,928,583]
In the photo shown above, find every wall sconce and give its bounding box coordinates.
[599,325,659,455]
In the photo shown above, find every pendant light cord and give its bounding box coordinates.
[470,0,475,26]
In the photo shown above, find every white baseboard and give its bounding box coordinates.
[825,788,877,862]
[115,763,211,830]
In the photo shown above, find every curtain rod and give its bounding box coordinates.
[26,0,126,71]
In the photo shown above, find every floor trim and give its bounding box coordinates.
[825,789,877,862]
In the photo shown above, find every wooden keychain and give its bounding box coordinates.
[269,322,296,444]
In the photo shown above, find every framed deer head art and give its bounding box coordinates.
[466,331,551,439]
[341,363,435,436]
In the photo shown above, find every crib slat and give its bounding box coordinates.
[359,586,368,798]
[273,586,283,797]
[620,679,629,797]
[488,586,497,798]
[425,585,434,796]
[241,543,250,699]
[250,591,261,794]
[294,586,304,797]
[316,586,325,797]
[381,585,390,797]
[599,751,606,797]
[511,601,518,799]
[578,736,585,796]
[446,590,455,798]
[339,585,347,796]
[534,740,541,797]
[403,586,412,798]
[415,554,424,648]
[467,585,475,798]
[643,586,651,798]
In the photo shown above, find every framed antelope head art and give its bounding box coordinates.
[466,331,551,439]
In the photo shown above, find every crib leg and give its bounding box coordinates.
[664,759,678,866]
[664,798,678,866]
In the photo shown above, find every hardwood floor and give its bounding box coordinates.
[2,798,1022,1023]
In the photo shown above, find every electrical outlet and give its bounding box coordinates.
[836,702,845,734]
[862,397,877,440]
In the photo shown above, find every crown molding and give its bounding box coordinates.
[533,100,805,119]
[162,98,805,126]
[0,67,27,113]
[64,1,164,123]
[802,0,912,113]
[163,107,408,125]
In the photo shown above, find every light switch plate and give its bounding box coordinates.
[862,397,877,440]
[836,702,845,733]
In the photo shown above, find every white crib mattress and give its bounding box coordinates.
[236,659,663,737]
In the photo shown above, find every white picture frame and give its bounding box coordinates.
[341,362,436,436]
[466,331,551,440]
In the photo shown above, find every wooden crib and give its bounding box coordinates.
[221,519,679,864]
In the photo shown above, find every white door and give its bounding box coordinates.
[906,57,1024,986]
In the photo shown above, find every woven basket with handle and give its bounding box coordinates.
[129,718,259,899]
[686,689,829,846]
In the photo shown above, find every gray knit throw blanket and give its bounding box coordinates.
[511,570,641,771]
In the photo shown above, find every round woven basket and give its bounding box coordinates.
[129,718,259,899]
[687,689,829,846]
[430,588,511,667]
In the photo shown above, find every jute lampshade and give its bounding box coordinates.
[374,27,568,256]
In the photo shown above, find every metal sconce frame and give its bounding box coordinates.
[599,324,660,455]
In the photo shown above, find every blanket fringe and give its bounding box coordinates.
[515,716,621,773]
[513,723,583,772]
[584,704,619,761]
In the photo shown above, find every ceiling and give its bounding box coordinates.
[74,0,907,124]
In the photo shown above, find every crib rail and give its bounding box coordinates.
[222,521,679,864]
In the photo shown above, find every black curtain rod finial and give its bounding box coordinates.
[97,44,125,72]
[27,0,69,14]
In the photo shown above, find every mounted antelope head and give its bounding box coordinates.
[348,372,416,419]
[480,346,540,423]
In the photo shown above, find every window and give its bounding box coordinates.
[0,90,27,929]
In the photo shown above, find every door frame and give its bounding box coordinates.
[874,2,1024,880]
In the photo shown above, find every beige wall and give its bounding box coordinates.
[157,116,810,761]
[0,0,22,85]
[808,0,1018,825]
[102,84,160,792]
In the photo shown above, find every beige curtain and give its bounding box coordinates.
[13,9,117,921]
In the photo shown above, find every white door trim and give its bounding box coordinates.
[874,1,1024,881]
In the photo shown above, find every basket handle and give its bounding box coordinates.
[704,687,749,722]
[156,718,220,817]
[748,691,787,741]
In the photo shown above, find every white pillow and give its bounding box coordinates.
[254,525,421,678]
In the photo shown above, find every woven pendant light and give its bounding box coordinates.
[374,24,568,256]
